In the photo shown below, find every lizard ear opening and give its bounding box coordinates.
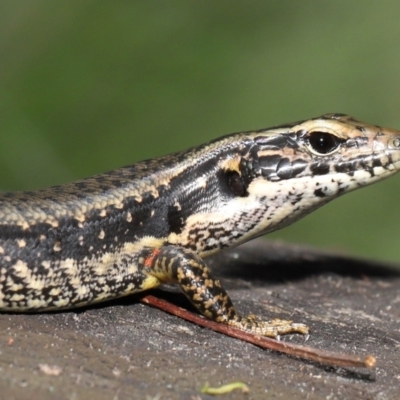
[226,170,248,197]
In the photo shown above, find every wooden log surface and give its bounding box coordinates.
[0,238,399,399]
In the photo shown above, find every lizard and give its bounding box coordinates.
[0,113,399,337]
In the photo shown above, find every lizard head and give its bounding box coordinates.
[221,113,400,236]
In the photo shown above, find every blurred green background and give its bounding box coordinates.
[1,1,400,264]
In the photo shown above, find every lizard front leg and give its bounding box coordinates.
[141,245,309,337]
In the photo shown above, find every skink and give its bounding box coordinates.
[1,113,399,337]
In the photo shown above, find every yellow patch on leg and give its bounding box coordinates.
[139,273,162,291]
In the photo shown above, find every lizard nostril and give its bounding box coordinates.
[389,137,400,149]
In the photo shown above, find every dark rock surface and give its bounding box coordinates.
[0,239,399,399]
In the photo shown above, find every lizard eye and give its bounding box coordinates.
[307,131,342,155]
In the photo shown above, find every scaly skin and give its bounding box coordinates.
[0,113,399,337]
